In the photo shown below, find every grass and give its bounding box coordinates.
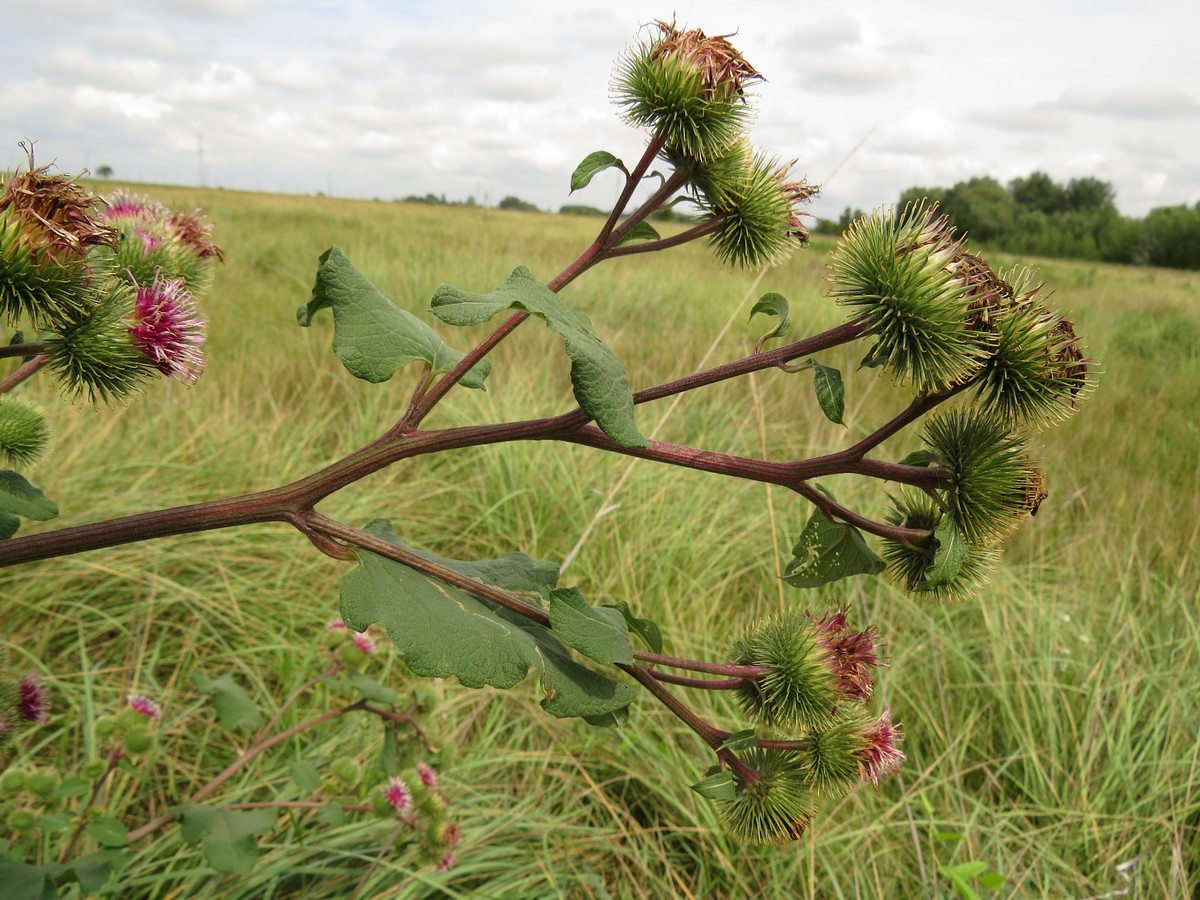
[3,186,1198,897]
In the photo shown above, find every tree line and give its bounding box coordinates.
[816,171,1200,270]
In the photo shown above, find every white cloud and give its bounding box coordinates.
[1058,86,1200,119]
[72,86,171,120]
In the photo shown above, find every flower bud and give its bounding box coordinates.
[124,725,154,754]
[330,758,360,787]
[719,749,816,844]
[81,758,108,780]
[829,203,993,394]
[0,399,50,468]
[25,767,60,798]
[0,767,27,795]
[614,21,760,163]
[882,491,1000,601]
[5,807,39,833]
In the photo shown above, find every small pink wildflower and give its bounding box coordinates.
[127,270,206,383]
[17,675,50,725]
[325,618,348,632]
[442,822,462,848]
[382,776,413,817]
[436,850,455,874]
[351,632,376,654]
[811,609,881,703]
[416,761,439,792]
[127,693,161,719]
[103,190,159,221]
[855,709,905,786]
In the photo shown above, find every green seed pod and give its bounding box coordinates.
[972,280,1096,429]
[5,807,39,833]
[93,714,118,739]
[720,749,818,844]
[45,278,153,404]
[732,614,841,731]
[923,409,1046,547]
[369,788,396,819]
[795,710,873,798]
[695,146,815,269]
[80,758,108,780]
[25,767,60,799]
[0,767,28,795]
[330,758,361,787]
[882,491,1001,602]
[614,21,759,163]
[829,204,993,394]
[0,399,50,467]
[123,726,154,755]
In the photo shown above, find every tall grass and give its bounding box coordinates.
[3,187,1197,897]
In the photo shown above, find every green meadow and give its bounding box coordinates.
[2,185,1198,898]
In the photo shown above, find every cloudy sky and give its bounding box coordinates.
[3,0,1198,221]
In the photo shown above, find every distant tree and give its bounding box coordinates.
[1140,204,1200,269]
[96,165,114,179]
[559,204,607,217]
[498,195,539,212]
[1009,171,1066,215]
[897,186,945,215]
[815,206,867,235]
[1064,177,1116,213]
[938,177,1016,243]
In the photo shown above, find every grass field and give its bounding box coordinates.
[2,185,1198,898]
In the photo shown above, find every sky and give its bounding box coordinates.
[2,0,1198,222]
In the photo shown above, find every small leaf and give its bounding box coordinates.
[935,830,965,842]
[690,770,737,802]
[54,776,92,799]
[783,507,886,588]
[0,511,19,540]
[616,221,660,246]
[0,470,58,520]
[0,855,49,900]
[379,727,400,777]
[430,266,646,447]
[316,802,347,825]
[290,760,322,793]
[65,849,129,894]
[548,587,634,665]
[718,729,759,752]
[938,861,988,900]
[298,246,490,389]
[898,449,938,467]
[602,601,663,654]
[345,673,399,705]
[569,151,625,193]
[978,871,1006,891]
[924,515,966,588]
[810,362,845,425]
[749,292,791,350]
[178,804,277,876]
[191,673,262,730]
[341,521,637,720]
[84,817,129,848]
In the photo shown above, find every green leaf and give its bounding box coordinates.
[430,266,646,447]
[602,601,663,654]
[690,770,736,802]
[67,850,129,894]
[191,673,262,730]
[54,776,92,799]
[290,760,322,793]
[749,291,791,347]
[938,861,988,900]
[298,246,490,389]
[810,362,845,425]
[0,855,49,900]
[83,817,129,848]
[718,729,759,752]
[340,521,637,720]
[978,870,1006,891]
[345,672,399,705]
[379,726,400,777]
[316,802,347,826]
[0,511,19,540]
[548,587,634,665]
[616,221,660,246]
[178,804,277,876]
[569,151,625,193]
[924,515,966,588]
[782,505,886,588]
[898,449,938,467]
[0,471,58,521]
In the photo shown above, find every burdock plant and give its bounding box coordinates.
[1,18,1097,869]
